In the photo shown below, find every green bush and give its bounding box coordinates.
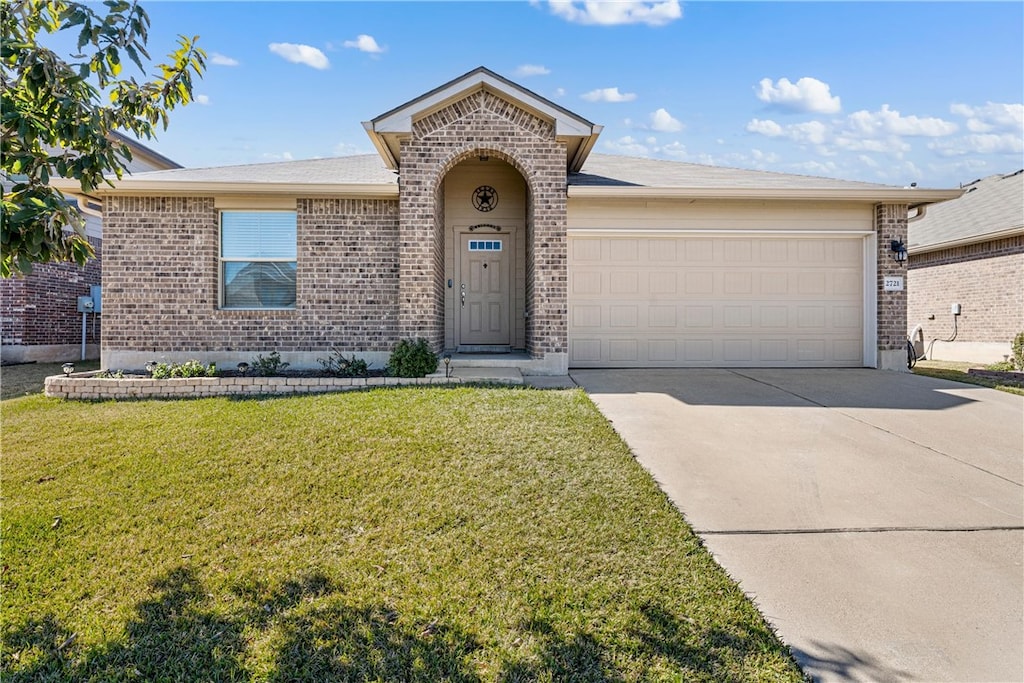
[387,338,438,378]
[150,360,216,379]
[1012,332,1024,371]
[985,360,1015,372]
[318,348,370,377]
[251,351,289,377]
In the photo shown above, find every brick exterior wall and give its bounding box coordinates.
[399,90,568,356]
[875,204,909,363]
[908,235,1024,344]
[101,196,399,359]
[0,235,102,349]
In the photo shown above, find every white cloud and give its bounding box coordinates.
[846,105,957,137]
[515,64,551,77]
[950,102,1023,134]
[834,136,910,154]
[210,52,239,67]
[756,77,841,114]
[553,87,566,98]
[928,133,1024,157]
[262,151,294,162]
[546,0,682,26]
[745,118,784,137]
[649,108,683,132]
[343,34,384,54]
[581,87,637,103]
[269,43,330,69]
[195,94,210,105]
[603,135,651,155]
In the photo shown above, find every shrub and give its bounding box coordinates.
[150,360,216,379]
[318,348,370,377]
[387,338,438,378]
[1012,332,1024,371]
[985,360,1015,372]
[251,351,289,377]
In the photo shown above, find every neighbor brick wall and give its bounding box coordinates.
[101,196,399,357]
[875,203,909,353]
[0,235,102,348]
[399,89,568,356]
[908,235,1024,344]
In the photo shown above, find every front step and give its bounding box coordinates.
[427,366,523,385]
[456,344,512,354]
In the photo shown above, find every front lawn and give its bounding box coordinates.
[2,388,802,681]
[913,359,1024,396]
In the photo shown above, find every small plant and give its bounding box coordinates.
[985,360,1015,372]
[1012,332,1024,371]
[150,360,217,379]
[251,351,290,377]
[318,348,371,377]
[387,338,438,378]
[95,369,125,379]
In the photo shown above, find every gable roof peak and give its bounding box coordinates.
[363,66,602,173]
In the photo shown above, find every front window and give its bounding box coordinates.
[220,211,297,309]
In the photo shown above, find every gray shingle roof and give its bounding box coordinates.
[908,170,1024,250]
[572,153,899,190]
[123,154,398,185]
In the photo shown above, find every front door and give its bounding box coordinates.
[459,233,511,346]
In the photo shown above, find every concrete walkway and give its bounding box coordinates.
[573,369,1023,683]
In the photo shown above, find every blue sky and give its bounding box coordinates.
[103,1,1022,188]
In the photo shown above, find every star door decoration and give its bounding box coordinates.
[472,186,498,212]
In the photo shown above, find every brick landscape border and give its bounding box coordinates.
[44,372,476,401]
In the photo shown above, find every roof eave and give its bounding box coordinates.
[50,177,399,198]
[567,186,963,203]
[909,226,1024,255]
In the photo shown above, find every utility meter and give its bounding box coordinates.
[77,296,95,313]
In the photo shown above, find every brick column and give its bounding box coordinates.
[875,203,909,370]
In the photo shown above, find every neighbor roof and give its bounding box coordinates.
[908,170,1024,253]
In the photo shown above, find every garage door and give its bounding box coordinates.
[568,235,865,367]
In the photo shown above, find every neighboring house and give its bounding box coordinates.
[55,67,960,375]
[1,132,180,363]
[906,169,1024,364]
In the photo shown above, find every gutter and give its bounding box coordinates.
[50,177,400,199]
[567,186,962,203]
[909,226,1024,255]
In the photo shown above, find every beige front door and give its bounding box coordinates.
[459,233,511,346]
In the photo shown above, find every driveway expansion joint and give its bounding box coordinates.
[694,525,1024,536]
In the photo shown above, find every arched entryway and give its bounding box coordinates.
[441,155,528,352]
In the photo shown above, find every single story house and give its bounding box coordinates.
[1,132,180,364]
[907,169,1024,363]
[57,67,960,375]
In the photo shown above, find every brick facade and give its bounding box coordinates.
[399,90,568,357]
[875,203,909,369]
[0,235,102,355]
[908,235,1024,344]
[101,196,399,365]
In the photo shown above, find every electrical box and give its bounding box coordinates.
[77,296,95,313]
[90,285,102,313]
[951,303,961,315]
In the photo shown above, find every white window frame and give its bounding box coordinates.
[219,210,298,310]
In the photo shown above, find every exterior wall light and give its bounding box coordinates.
[890,240,908,263]
[62,362,75,376]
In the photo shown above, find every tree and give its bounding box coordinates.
[1,0,205,277]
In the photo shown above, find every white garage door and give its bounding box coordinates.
[568,234,866,368]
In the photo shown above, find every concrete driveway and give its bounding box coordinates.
[572,369,1023,683]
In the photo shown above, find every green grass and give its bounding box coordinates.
[1,361,100,401]
[2,388,803,681]
[913,359,1024,396]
